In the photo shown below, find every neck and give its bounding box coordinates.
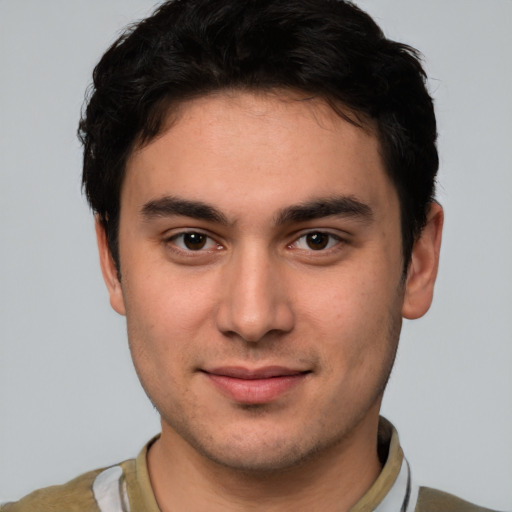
[147,414,382,512]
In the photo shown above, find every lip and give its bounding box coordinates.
[202,366,310,404]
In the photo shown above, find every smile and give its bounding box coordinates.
[202,366,311,404]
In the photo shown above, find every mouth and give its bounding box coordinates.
[201,366,311,404]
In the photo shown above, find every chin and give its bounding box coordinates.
[176,420,347,474]
[199,442,318,473]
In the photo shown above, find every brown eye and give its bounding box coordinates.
[182,233,207,250]
[171,232,218,251]
[305,232,330,250]
[292,231,341,252]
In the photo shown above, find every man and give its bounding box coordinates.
[1,1,501,511]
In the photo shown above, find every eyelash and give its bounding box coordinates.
[165,230,345,255]
[167,231,223,253]
[289,232,343,252]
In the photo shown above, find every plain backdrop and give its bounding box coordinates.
[1,0,511,509]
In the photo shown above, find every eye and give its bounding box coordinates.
[170,232,219,251]
[292,232,341,251]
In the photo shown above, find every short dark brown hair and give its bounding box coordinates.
[79,0,438,273]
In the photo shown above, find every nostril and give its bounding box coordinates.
[216,302,295,343]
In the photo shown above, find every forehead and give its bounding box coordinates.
[123,91,396,222]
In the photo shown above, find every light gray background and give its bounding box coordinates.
[1,0,511,509]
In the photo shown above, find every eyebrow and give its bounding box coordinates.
[141,196,229,225]
[275,196,373,225]
[140,195,373,226]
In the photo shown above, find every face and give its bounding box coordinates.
[98,91,434,472]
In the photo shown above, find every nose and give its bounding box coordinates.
[215,246,295,342]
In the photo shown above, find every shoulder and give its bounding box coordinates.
[1,439,156,512]
[416,486,501,512]
[1,465,118,512]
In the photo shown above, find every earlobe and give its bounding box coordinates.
[402,202,444,320]
[95,217,126,316]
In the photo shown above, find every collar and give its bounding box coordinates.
[350,417,418,511]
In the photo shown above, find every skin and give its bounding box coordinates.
[97,90,443,511]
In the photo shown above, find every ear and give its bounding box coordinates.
[402,202,444,319]
[95,217,126,316]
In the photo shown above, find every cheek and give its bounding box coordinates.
[121,273,199,365]
[123,261,215,326]
[299,262,397,325]
[295,263,402,365]
[121,279,198,409]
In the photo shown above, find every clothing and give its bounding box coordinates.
[1,419,498,512]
